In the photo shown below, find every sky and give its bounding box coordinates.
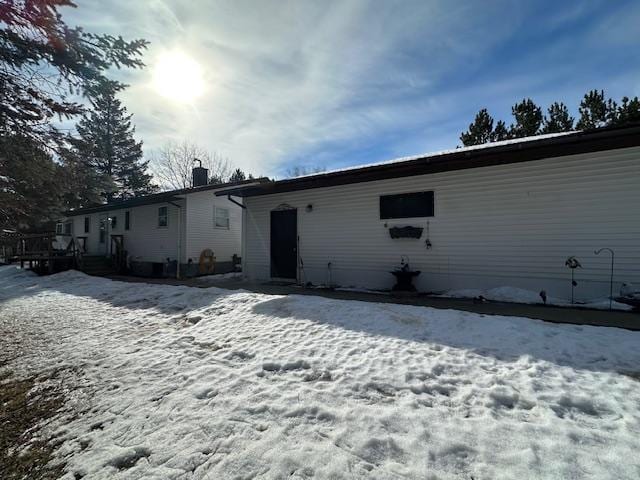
[63,0,640,179]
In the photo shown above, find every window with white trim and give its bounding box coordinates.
[214,206,230,229]
[158,206,168,228]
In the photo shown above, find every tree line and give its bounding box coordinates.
[0,1,252,233]
[460,90,640,146]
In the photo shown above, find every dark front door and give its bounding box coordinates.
[270,209,297,279]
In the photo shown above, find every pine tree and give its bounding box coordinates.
[76,81,156,202]
[59,144,111,211]
[576,90,613,130]
[611,96,640,126]
[541,102,574,134]
[510,99,543,138]
[0,0,147,149]
[0,136,65,231]
[491,120,510,142]
[229,168,247,183]
[460,109,494,146]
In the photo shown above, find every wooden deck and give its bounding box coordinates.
[2,231,127,276]
[2,232,78,275]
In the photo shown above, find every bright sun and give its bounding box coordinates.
[153,51,205,103]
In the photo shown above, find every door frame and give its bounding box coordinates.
[270,207,298,280]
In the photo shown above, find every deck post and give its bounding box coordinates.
[48,234,54,274]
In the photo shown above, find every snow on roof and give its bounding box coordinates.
[289,130,577,180]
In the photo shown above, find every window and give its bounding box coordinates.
[214,207,230,229]
[84,217,90,233]
[64,222,72,235]
[56,223,63,235]
[380,191,434,219]
[111,216,117,229]
[99,219,106,243]
[158,206,168,228]
[125,211,130,230]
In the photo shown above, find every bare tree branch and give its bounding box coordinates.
[149,141,232,190]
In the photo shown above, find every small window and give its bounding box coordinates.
[99,219,106,243]
[111,216,117,229]
[380,191,434,219]
[158,206,168,228]
[214,207,230,229]
[56,223,63,235]
[64,222,72,235]
[125,211,130,230]
[84,217,90,233]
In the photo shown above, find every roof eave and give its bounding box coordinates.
[218,124,640,198]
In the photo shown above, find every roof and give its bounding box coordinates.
[65,177,269,216]
[216,123,640,198]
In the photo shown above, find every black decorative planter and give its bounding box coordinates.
[390,269,421,291]
[389,226,423,239]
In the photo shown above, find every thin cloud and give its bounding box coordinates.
[61,0,640,178]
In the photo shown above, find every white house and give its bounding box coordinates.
[60,168,267,277]
[218,124,640,301]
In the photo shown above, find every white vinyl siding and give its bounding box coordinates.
[184,190,242,264]
[243,146,640,301]
[69,201,185,263]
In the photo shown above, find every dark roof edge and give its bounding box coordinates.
[65,177,270,216]
[217,124,640,198]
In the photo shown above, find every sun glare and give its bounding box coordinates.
[153,51,205,103]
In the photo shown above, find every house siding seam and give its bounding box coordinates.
[243,146,640,301]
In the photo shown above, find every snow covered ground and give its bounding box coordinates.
[1,266,639,479]
[436,286,633,311]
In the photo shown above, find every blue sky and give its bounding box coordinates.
[63,0,640,179]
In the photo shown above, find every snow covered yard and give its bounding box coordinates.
[1,266,639,479]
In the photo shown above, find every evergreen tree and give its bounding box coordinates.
[75,81,156,202]
[460,109,494,146]
[59,144,111,211]
[576,90,612,130]
[510,98,543,138]
[229,168,247,183]
[0,0,147,149]
[541,102,574,133]
[611,96,640,126]
[490,120,510,142]
[0,136,65,231]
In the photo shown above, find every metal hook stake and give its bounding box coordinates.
[594,247,614,310]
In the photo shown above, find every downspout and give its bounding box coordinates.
[227,195,247,275]
[169,201,183,279]
[227,195,246,210]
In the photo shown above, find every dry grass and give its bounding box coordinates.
[0,369,67,480]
